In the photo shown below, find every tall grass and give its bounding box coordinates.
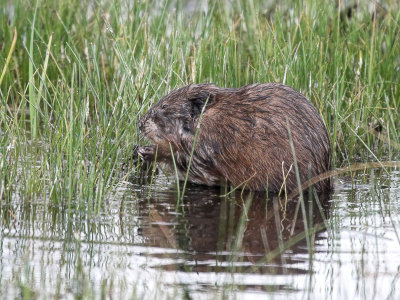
[0,0,399,208]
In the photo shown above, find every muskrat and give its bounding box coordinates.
[138,83,331,193]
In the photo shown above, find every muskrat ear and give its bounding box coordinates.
[188,91,215,119]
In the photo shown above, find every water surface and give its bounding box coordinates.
[1,171,400,299]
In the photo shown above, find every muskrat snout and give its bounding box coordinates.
[138,111,154,136]
[138,115,146,133]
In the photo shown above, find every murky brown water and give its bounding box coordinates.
[1,171,400,299]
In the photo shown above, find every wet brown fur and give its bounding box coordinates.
[138,83,331,193]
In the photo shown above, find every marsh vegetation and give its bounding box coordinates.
[1,0,399,298]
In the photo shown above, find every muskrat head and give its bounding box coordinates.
[138,84,216,148]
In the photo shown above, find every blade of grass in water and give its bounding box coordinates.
[0,28,17,87]
[37,34,53,122]
[180,96,210,200]
[68,64,75,213]
[169,142,181,201]
[286,118,311,255]
[28,1,39,139]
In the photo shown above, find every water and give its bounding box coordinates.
[1,170,400,299]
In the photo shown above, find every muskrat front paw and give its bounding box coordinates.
[138,145,157,162]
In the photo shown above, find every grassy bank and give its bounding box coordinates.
[0,0,399,206]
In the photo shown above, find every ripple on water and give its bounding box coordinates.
[1,171,400,299]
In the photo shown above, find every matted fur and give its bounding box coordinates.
[138,83,331,193]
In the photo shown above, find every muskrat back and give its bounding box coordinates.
[138,83,331,193]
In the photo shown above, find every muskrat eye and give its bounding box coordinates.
[161,103,168,109]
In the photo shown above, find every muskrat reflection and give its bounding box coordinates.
[137,187,331,273]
